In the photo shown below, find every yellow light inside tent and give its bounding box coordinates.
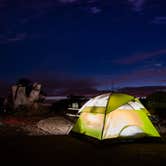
[103,110,143,138]
[87,114,98,122]
[81,113,104,129]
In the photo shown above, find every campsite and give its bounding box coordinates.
[0,115,166,166]
[1,1,166,165]
[0,89,166,165]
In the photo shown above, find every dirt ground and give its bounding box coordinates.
[0,115,74,136]
[0,135,166,166]
[0,115,166,166]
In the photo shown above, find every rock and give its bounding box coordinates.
[37,116,74,135]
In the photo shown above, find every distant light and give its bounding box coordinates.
[45,96,68,100]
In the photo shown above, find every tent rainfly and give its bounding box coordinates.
[71,93,160,140]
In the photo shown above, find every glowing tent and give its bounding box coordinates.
[71,93,160,140]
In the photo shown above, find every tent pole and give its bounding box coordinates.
[101,93,112,140]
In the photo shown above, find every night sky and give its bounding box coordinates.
[0,0,166,95]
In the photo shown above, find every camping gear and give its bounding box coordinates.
[71,93,160,140]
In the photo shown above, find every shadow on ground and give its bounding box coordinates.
[0,135,166,166]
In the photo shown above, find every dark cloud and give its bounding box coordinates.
[0,0,6,7]
[1,68,165,97]
[27,71,100,96]
[0,72,100,96]
[58,0,78,3]
[152,16,166,24]
[0,0,165,91]
[0,32,43,44]
[0,0,165,45]
[114,49,166,65]
[97,68,166,88]
[128,0,146,12]
[0,33,27,44]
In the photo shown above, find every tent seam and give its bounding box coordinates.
[101,93,112,140]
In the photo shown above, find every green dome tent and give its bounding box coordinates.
[71,93,160,140]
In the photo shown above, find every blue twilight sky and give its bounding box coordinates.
[0,0,166,95]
